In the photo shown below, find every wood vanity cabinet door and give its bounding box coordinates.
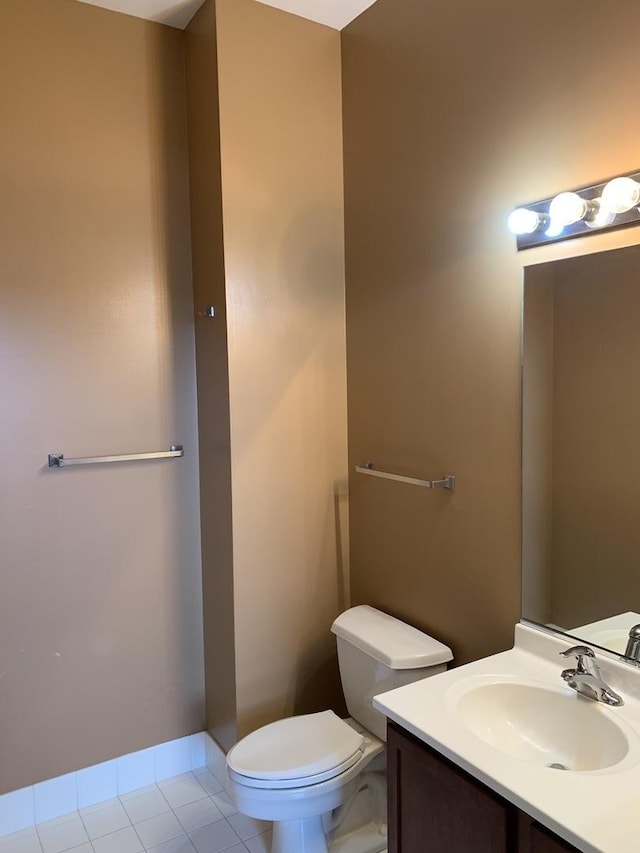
[387,721,514,853]
[518,813,578,852]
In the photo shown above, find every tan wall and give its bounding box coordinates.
[0,0,203,792]
[215,0,348,736]
[185,0,237,753]
[342,0,640,664]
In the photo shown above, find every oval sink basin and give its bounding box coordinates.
[452,679,634,772]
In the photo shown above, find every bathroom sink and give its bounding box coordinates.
[451,678,634,772]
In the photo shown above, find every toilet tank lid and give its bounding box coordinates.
[331,605,453,669]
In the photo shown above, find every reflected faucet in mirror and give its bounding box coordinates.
[625,625,640,662]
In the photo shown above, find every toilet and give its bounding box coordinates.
[226,605,453,853]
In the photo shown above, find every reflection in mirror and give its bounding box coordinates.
[522,245,640,659]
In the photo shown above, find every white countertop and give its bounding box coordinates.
[373,623,640,853]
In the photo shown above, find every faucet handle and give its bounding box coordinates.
[560,644,596,658]
[559,646,596,658]
[560,645,596,673]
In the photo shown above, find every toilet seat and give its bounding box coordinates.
[227,710,365,790]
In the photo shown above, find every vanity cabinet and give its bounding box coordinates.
[387,722,577,853]
[518,815,577,853]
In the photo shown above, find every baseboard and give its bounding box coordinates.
[0,731,227,838]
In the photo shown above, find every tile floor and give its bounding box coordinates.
[0,768,271,853]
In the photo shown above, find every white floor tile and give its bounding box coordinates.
[158,778,206,810]
[0,827,43,853]
[81,800,131,840]
[120,784,161,803]
[2,769,273,853]
[146,835,197,853]
[188,820,241,853]
[33,815,77,835]
[134,812,184,849]
[243,831,272,853]
[157,775,192,788]
[173,799,223,834]
[121,789,170,825]
[224,815,269,842]
[92,826,143,853]
[79,797,118,818]
[207,793,236,819]
[191,773,223,798]
[37,816,89,853]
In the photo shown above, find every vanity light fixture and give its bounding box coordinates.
[508,170,640,250]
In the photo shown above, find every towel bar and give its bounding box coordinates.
[48,445,184,468]
[355,461,455,491]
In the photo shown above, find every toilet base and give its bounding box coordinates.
[268,767,387,853]
[270,817,387,853]
[272,816,328,853]
[327,765,387,853]
[329,820,387,853]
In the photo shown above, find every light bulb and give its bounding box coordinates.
[507,207,543,235]
[548,192,588,226]
[601,177,640,214]
[585,197,616,229]
[545,218,564,238]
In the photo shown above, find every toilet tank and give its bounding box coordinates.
[331,605,453,741]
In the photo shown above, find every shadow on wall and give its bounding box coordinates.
[226,198,349,736]
[292,639,348,720]
[334,487,350,614]
[235,477,351,735]
[141,24,204,730]
[227,201,347,455]
[285,485,349,721]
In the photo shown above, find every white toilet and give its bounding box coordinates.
[226,605,453,853]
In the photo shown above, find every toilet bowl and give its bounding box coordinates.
[226,606,452,853]
[228,713,384,853]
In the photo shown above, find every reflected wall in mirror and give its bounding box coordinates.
[522,244,640,658]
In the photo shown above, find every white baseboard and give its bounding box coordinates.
[0,731,226,838]
[204,731,228,784]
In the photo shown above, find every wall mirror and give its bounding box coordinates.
[522,243,640,658]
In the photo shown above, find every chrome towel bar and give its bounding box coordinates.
[48,445,184,468]
[355,461,455,491]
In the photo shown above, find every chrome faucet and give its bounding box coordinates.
[560,645,624,707]
[624,624,640,662]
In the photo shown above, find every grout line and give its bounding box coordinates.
[130,820,145,853]
[75,799,102,850]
